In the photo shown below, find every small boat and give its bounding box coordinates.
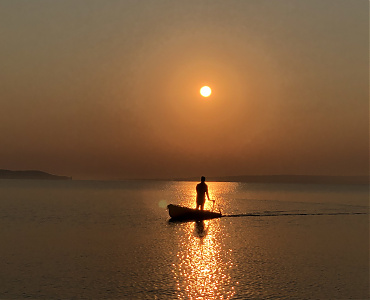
[167,204,222,221]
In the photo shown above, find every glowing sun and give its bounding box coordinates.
[200,86,212,97]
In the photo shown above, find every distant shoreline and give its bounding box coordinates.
[173,175,369,185]
[1,169,368,185]
[0,169,72,180]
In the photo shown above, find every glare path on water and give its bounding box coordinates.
[172,219,236,300]
[171,182,239,299]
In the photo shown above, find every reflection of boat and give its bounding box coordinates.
[167,204,222,221]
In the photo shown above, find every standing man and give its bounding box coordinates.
[196,176,210,210]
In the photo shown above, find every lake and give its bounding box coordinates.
[0,180,368,299]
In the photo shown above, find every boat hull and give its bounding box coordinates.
[167,204,222,221]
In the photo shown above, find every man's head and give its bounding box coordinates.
[201,176,205,182]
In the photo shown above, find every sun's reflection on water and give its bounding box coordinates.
[170,182,239,299]
[172,218,236,299]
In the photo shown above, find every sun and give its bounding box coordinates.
[200,86,212,97]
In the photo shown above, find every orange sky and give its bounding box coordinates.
[0,1,368,180]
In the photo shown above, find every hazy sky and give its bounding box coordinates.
[0,0,368,180]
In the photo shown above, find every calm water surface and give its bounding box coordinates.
[0,180,368,299]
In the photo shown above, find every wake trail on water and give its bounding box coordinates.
[223,212,368,218]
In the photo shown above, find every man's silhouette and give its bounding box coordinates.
[196,176,210,210]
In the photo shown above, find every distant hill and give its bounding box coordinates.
[0,169,71,180]
[174,175,369,185]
